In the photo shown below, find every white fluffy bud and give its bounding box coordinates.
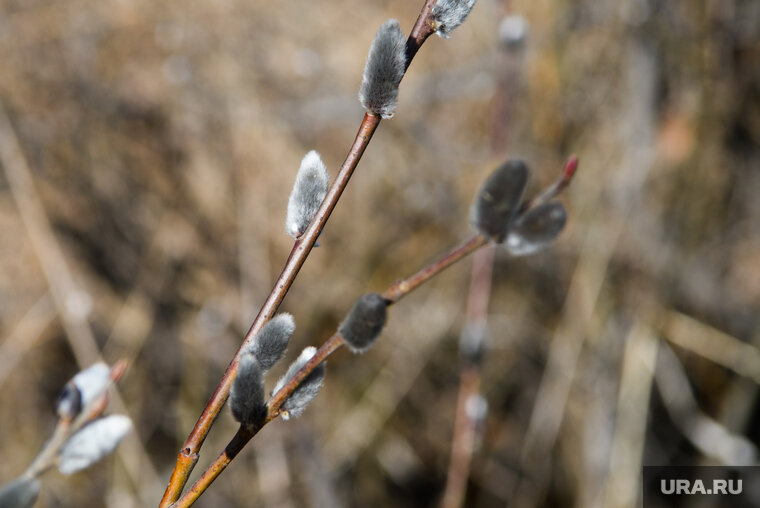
[359,20,407,119]
[286,151,329,239]
[58,415,132,474]
[431,0,478,38]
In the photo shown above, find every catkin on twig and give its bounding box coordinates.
[58,415,132,475]
[230,354,267,427]
[286,151,329,239]
[359,20,407,119]
[505,202,567,256]
[470,159,528,242]
[339,293,388,354]
[273,347,326,420]
[431,0,478,38]
[247,313,295,371]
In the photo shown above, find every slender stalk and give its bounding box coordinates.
[521,155,578,212]
[24,419,73,479]
[440,365,482,508]
[169,426,253,508]
[383,235,487,303]
[161,4,440,504]
[440,245,494,508]
[406,0,437,66]
[171,232,490,507]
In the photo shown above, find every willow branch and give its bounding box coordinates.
[160,3,438,505]
[440,245,494,508]
[170,232,488,507]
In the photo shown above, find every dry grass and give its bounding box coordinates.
[0,0,758,506]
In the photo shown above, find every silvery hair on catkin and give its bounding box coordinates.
[359,20,407,119]
[286,151,329,239]
[431,0,477,38]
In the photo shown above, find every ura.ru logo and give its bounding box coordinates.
[661,478,742,495]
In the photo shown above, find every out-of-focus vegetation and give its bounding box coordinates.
[0,0,758,506]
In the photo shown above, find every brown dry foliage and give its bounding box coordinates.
[0,0,758,507]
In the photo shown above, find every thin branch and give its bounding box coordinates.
[602,322,657,508]
[383,235,488,303]
[161,5,441,501]
[440,366,483,508]
[440,245,494,508]
[520,155,578,213]
[0,294,55,389]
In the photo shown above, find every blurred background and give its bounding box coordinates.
[0,0,758,506]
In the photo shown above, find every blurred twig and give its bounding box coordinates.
[656,340,757,465]
[661,310,760,384]
[0,107,161,506]
[0,294,55,388]
[439,120,496,508]
[602,321,657,508]
[439,245,494,508]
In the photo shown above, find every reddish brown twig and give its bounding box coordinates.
[521,155,578,213]
[440,364,484,508]
[170,232,487,507]
[383,235,488,303]
[440,245,494,508]
[160,3,439,505]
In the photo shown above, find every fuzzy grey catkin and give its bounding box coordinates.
[248,313,295,371]
[431,0,477,38]
[286,151,329,239]
[338,293,388,353]
[359,20,406,119]
[230,354,267,427]
[58,415,132,475]
[69,363,111,410]
[505,202,567,256]
[272,347,326,420]
[470,159,529,242]
[0,477,40,508]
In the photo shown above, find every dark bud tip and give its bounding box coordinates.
[230,354,267,428]
[470,159,529,242]
[505,202,567,256]
[56,382,83,420]
[339,293,388,353]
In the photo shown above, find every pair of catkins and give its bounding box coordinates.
[230,292,387,428]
